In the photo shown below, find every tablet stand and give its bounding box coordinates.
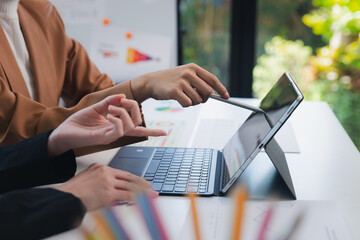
[236,138,296,200]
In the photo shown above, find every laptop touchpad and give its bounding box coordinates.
[109,157,150,176]
[109,147,156,177]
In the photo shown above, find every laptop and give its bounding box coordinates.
[109,73,303,196]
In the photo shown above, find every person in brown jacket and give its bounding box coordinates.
[0,0,229,155]
[0,94,165,239]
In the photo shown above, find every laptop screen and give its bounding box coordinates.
[222,74,301,185]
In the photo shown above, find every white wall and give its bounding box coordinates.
[51,0,178,82]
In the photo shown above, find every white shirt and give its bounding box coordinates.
[0,0,36,99]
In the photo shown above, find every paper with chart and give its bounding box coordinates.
[130,99,202,148]
[180,198,351,240]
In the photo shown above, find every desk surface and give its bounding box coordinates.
[284,101,360,239]
[52,99,360,239]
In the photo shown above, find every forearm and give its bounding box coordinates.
[0,81,147,156]
[0,188,86,240]
[0,131,77,193]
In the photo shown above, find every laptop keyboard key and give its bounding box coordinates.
[187,186,198,193]
[151,183,163,191]
[156,172,167,176]
[146,160,161,174]
[174,187,186,192]
[154,179,165,183]
[162,185,175,192]
[144,176,154,181]
[178,177,188,181]
[187,182,198,186]
[176,180,188,185]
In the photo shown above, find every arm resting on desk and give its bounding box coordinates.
[0,131,76,193]
[0,188,86,240]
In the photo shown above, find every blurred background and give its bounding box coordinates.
[52,0,360,149]
[180,0,360,149]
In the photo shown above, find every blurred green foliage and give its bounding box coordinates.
[256,0,324,58]
[254,0,360,149]
[253,37,313,98]
[180,0,231,88]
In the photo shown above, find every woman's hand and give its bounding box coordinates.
[55,163,157,211]
[131,63,230,106]
[47,94,166,157]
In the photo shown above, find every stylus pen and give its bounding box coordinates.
[209,94,274,128]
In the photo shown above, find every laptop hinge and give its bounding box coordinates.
[213,151,223,196]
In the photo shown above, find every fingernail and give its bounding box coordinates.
[225,92,230,99]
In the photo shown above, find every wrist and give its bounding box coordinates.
[56,184,92,212]
[47,129,68,158]
[130,74,151,103]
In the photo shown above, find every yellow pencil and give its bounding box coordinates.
[231,186,248,240]
[92,213,116,240]
[188,193,201,240]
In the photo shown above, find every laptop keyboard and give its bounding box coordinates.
[144,148,212,194]
[222,163,230,189]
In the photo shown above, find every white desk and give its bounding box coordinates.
[49,99,360,239]
[283,101,360,239]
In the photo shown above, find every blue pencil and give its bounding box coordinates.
[137,193,162,240]
[103,208,131,240]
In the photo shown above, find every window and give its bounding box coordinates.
[180,0,231,89]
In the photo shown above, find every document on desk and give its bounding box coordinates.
[180,198,351,240]
[133,98,300,151]
[130,99,202,147]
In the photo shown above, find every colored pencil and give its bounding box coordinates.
[103,207,131,240]
[146,193,169,240]
[188,193,201,240]
[257,204,274,240]
[137,193,162,240]
[231,186,248,240]
[282,212,304,240]
[92,213,116,240]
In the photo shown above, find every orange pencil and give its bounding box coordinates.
[188,193,201,240]
[92,213,115,240]
[231,186,248,240]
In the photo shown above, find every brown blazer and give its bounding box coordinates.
[0,0,146,155]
